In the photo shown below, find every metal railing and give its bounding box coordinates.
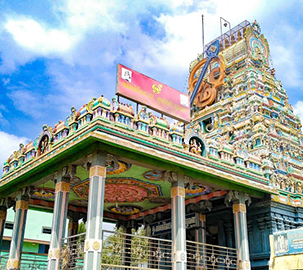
[186,240,237,269]
[60,232,86,269]
[58,230,238,270]
[101,230,172,270]
[204,20,251,54]
[0,252,48,270]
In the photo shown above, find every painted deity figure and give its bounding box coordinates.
[40,136,49,154]
[252,20,261,36]
[213,113,219,129]
[189,138,202,155]
[138,106,148,121]
[69,106,78,123]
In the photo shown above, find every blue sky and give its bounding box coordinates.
[1,0,303,172]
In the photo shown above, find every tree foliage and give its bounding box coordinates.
[101,226,148,267]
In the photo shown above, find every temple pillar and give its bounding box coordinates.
[7,190,29,270]
[257,217,266,252]
[224,222,234,248]
[0,201,8,256]
[47,166,75,270]
[83,152,107,270]
[218,219,226,246]
[67,211,81,238]
[165,171,186,270]
[196,213,206,269]
[195,213,206,244]
[67,219,79,238]
[247,219,254,253]
[226,191,251,270]
[67,211,83,269]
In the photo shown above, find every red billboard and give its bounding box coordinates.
[116,64,190,123]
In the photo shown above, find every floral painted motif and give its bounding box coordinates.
[106,161,131,175]
[72,178,161,203]
[186,183,212,197]
[104,178,161,203]
[108,205,142,215]
[143,170,163,181]
[32,188,55,200]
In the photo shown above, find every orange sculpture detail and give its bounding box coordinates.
[188,57,225,109]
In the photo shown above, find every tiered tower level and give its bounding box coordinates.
[187,20,303,206]
[2,20,303,210]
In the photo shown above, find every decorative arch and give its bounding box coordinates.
[36,125,53,156]
[184,133,208,157]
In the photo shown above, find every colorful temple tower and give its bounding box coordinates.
[186,20,303,269]
[1,20,303,270]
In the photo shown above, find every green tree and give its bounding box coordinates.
[101,227,148,267]
[77,220,86,245]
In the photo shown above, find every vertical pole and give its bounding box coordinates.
[233,193,251,270]
[67,211,80,238]
[0,205,7,256]
[195,213,206,269]
[47,168,72,270]
[171,173,186,270]
[121,227,127,267]
[68,219,79,238]
[67,212,80,269]
[7,192,29,270]
[149,239,157,269]
[124,227,132,269]
[218,219,226,246]
[202,14,205,57]
[83,152,106,270]
[224,222,234,247]
[196,213,206,244]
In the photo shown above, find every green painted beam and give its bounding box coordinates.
[94,139,265,197]
[0,123,270,199]
[0,138,98,198]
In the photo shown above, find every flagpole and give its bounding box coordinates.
[202,14,205,57]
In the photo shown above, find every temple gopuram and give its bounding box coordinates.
[1,20,303,270]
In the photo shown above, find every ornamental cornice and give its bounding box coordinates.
[192,102,223,122]
[0,118,277,197]
[91,130,275,194]
[162,171,178,183]
[274,121,290,133]
[224,190,252,207]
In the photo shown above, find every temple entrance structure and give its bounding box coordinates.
[1,20,303,270]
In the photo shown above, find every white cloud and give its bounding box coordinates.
[1,0,303,123]
[7,89,47,119]
[5,18,75,55]
[63,0,125,32]
[293,101,303,124]
[0,104,9,127]
[0,0,282,74]
[215,0,264,22]
[3,0,128,60]
[0,104,7,111]
[1,0,303,149]
[147,0,264,75]
[2,78,10,85]
[268,23,303,89]
[0,31,36,73]
[0,131,30,176]
[271,45,302,88]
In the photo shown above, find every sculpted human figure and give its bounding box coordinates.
[40,136,49,154]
